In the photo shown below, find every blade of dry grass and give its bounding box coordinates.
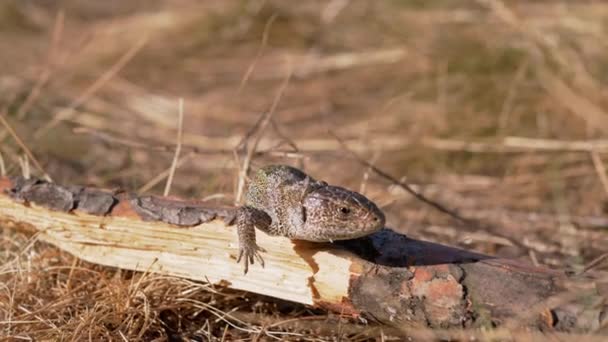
[67,112,608,155]
[72,126,235,155]
[590,150,608,197]
[237,13,278,93]
[498,57,529,134]
[137,152,194,194]
[19,155,30,180]
[426,136,608,153]
[536,67,608,134]
[234,59,293,204]
[34,36,148,139]
[0,114,51,181]
[477,0,608,134]
[163,98,185,197]
[0,151,5,177]
[15,11,65,120]
[228,48,408,82]
[321,0,351,24]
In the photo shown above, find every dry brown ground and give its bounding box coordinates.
[1,0,607,340]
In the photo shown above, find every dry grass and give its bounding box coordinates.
[1,0,608,340]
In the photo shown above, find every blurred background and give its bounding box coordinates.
[1,0,608,339]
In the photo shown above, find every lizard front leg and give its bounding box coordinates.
[236,206,272,274]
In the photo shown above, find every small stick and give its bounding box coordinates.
[329,131,470,224]
[330,131,525,251]
[234,61,293,204]
[580,252,608,274]
[138,152,193,194]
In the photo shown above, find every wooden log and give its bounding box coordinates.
[0,176,606,332]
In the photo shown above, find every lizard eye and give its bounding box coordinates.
[339,207,350,215]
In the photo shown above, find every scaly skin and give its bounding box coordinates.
[236,165,385,274]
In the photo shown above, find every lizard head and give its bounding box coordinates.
[302,185,385,241]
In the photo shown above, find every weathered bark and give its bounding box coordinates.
[0,177,606,332]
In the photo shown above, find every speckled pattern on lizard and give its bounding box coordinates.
[236,164,385,274]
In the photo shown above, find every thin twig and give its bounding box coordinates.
[238,14,278,93]
[0,150,5,177]
[138,152,193,194]
[436,61,448,120]
[72,126,232,154]
[234,116,267,205]
[427,136,608,153]
[329,130,470,224]
[0,114,51,181]
[498,57,529,135]
[590,149,608,197]
[528,250,540,267]
[73,125,301,160]
[321,0,351,24]
[164,98,185,197]
[68,113,608,154]
[477,0,608,134]
[18,155,30,180]
[359,151,380,195]
[234,60,293,204]
[34,36,148,138]
[330,131,527,251]
[269,118,299,153]
[580,252,608,274]
[16,10,65,120]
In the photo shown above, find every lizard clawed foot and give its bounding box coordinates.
[237,243,266,274]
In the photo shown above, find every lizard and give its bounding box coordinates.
[236,164,385,274]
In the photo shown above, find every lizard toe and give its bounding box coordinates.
[238,244,265,274]
[254,250,265,267]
